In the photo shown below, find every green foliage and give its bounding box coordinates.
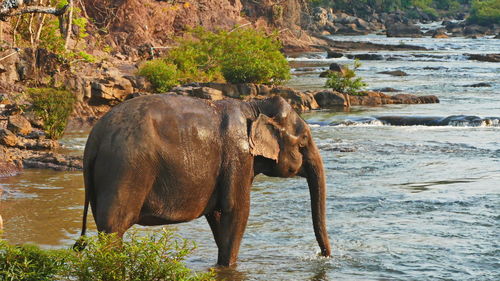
[218,28,291,84]
[68,230,214,281]
[0,229,215,281]
[166,28,225,84]
[27,88,76,140]
[138,60,180,92]
[139,27,290,90]
[0,240,67,281]
[468,0,500,25]
[324,60,366,95]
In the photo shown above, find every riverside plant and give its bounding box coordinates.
[138,27,291,92]
[0,229,215,281]
[324,60,366,95]
[27,88,76,140]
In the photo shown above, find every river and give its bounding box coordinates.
[1,33,499,280]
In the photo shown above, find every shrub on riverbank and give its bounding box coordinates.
[0,240,66,280]
[137,60,179,93]
[27,88,76,140]
[324,60,366,95]
[0,229,215,281]
[138,27,290,92]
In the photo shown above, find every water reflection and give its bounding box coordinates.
[0,169,90,246]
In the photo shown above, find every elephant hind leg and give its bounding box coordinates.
[94,184,149,238]
[95,204,136,239]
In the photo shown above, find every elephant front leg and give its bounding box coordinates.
[206,166,252,266]
[206,198,250,266]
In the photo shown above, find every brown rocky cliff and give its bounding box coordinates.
[82,0,316,54]
[83,0,245,49]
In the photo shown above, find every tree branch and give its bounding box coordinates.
[1,3,69,21]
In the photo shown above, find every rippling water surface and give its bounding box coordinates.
[1,34,499,280]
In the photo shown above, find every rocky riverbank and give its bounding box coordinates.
[311,7,500,39]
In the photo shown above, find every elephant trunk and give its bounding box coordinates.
[304,143,332,257]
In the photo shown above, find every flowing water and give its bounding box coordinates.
[1,34,499,280]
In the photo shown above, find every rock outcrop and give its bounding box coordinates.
[163,83,440,112]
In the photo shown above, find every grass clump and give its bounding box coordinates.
[138,27,291,92]
[324,60,366,95]
[27,88,76,140]
[0,229,215,281]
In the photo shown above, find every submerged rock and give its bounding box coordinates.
[373,87,401,92]
[378,70,408,76]
[464,83,492,88]
[466,53,500,63]
[347,53,384,60]
[326,51,343,58]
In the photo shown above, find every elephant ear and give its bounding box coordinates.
[249,114,280,162]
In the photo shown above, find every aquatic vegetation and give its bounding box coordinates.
[324,60,366,95]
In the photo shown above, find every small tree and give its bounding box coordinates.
[27,88,76,140]
[325,60,366,95]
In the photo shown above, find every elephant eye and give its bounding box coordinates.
[299,135,308,147]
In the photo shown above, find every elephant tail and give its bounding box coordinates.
[73,152,95,251]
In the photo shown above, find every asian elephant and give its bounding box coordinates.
[77,94,331,266]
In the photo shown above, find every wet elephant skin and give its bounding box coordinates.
[78,94,331,266]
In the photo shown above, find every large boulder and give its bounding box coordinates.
[386,22,422,37]
[199,83,241,98]
[7,114,32,135]
[313,90,347,107]
[91,68,135,102]
[320,63,345,77]
[0,129,18,147]
[271,86,319,112]
[191,87,224,100]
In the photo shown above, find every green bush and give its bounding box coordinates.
[68,229,215,281]
[0,229,215,281]
[165,28,225,84]
[27,88,76,140]
[0,240,67,281]
[138,60,179,92]
[468,0,500,25]
[138,27,290,89]
[324,60,366,95]
[219,28,291,84]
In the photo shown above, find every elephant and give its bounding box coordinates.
[77,94,331,266]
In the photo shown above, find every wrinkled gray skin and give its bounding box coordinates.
[78,94,331,266]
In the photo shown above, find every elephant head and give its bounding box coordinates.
[248,96,332,257]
